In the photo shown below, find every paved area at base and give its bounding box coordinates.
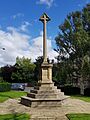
[0,98,90,120]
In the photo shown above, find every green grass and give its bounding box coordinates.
[0,113,30,120]
[0,90,27,102]
[66,113,90,120]
[70,95,90,102]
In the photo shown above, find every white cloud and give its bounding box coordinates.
[37,0,54,7]
[19,21,31,32]
[0,27,57,67]
[0,27,30,66]
[7,21,31,33]
[78,0,90,8]
[40,30,43,36]
[12,13,24,19]
[28,31,58,61]
[86,0,89,4]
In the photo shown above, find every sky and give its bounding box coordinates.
[0,0,90,66]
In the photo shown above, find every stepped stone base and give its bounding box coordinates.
[21,82,68,108]
[21,62,68,107]
[21,97,66,107]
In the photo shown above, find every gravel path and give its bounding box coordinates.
[0,98,90,120]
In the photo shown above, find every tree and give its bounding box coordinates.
[11,57,36,83]
[34,56,43,82]
[0,68,3,82]
[1,65,15,83]
[55,4,90,94]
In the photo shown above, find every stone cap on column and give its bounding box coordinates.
[39,13,51,22]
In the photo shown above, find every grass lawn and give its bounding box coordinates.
[0,113,30,120]
[0,90,27,102]
[70,95,90,102]
[66,113,90,120]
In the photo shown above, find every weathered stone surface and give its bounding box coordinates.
[27,93,36,98]
[1,98,90,120]
[21,96,68,107]
[34,86,39,90]
[21,13,68,107]
[30,89,38,94]
[21,82,68,107]
[41,63,53,83]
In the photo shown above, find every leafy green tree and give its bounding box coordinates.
[1,65,15,83]
[11,57,36,83]
[0,68,3,82]
[34,56,43,82]
[55,4,90,94]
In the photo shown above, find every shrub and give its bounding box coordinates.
[60,86,80,95]
[0,82,11,92]
[0,77,4,82]
[84,88,90,96]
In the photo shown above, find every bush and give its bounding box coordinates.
[0,77,4,82]
[84,88,90,96]
[60,86,80,95]
[0,82,11,92]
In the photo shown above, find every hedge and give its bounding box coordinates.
[59,86,80,95]
[0,82,11,92]
[84,88,90,96]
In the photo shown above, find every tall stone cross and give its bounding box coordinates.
[39,13,50,63]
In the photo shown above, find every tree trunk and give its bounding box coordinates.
[79,77,84,95]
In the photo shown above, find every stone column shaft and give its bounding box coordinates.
[43,19,47,63]
[39,13,50,63]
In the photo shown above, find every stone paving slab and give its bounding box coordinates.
[0,98,90,120]
[30,116,68,120]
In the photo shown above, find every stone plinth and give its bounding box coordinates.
[41,63,53,83]
[21,63,68,107]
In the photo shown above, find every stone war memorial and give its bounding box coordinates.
[21,13,68,107]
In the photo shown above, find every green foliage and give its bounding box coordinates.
[0,77,3,82]
[60,86,80,95]
[0,113,30,120]
[11,57,36,83]
[66,113,90,120]
[0,96,8,103]
[1,65,15,83]
[0,82,11,92]
[81,55,90,78]
[34,56,43,82]
[16,57,35,71]
[0,91,27,102]
[55,4,90,85]
[52,62,67,84]
[0,68,3,82]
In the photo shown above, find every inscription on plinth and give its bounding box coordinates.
[41,63,53,83]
